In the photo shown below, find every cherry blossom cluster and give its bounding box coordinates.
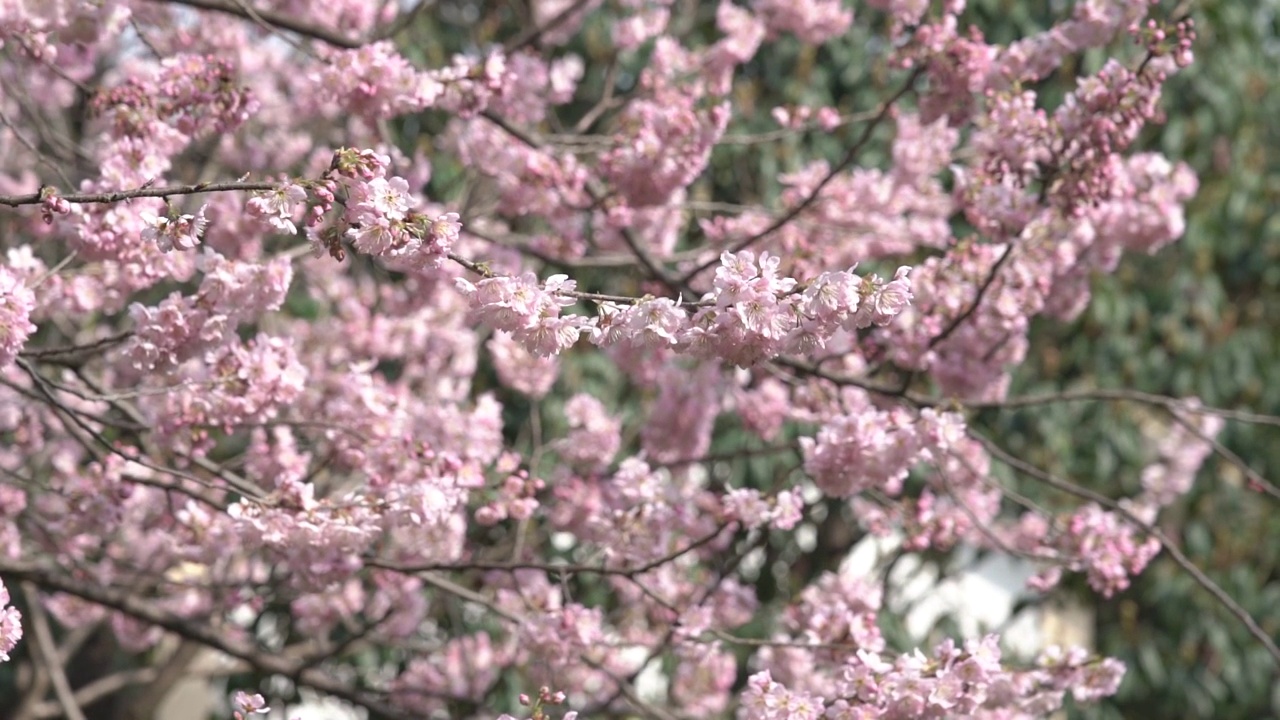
[752,0,853,44]
[588,251,913,366]
[252,147,465,269]
[96,54,256,139]
[141,203,209,252]
[35,454,137,541]
[901,0,1168,130]
[87,54,257,190]
[742,636,1126,719]
[801,401,965,498]
[547,458,722,568]
[0,0,128,60]
[555,394,622,470]
[0,578,19,662]
[1040,503,1162,597]
[147,334,307,442]
[995,0,1153,85]
[493,52,583,126]
[752,570,886,698]
[721,486,804,530]
[475,465,544,526]
[489,330,560,398]
[391,632,512,715]
[732,376,792,440]
[641,360,725,463]
[697,111,955,279]
[0,266,36,368]
[601,94,730,208]
[314,43,510,120]
[450,118,590,221]
[1133,17,1196,68]
[886,154,1195,400]
[456,272,587,357]
[995,402,1224,597]
[734,566,1126,716]
[124,252,293,372]
[1134,400,1224,510]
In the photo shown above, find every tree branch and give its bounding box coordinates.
[142,0,361,49]
[0,180,280,208]
[20,583,89,720]
[971,431,1280,668]
[1,560,415,719]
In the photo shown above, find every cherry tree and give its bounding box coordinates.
[0,0,1272,718]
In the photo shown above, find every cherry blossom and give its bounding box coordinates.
[0,578,20,661]
[0,266,37,367]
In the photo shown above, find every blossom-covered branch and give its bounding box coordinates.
[0,1,1255,719]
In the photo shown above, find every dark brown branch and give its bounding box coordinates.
[142,0,361,49]
[19,583,89,720]
[0,180,280,208]
[370,0,435,42]
[926,244,1015,352]
[19,332,132,360]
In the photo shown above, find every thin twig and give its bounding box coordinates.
[0,179,279,207]
[143,0,360,48]
[370,0,435,42]
[968,387,1280,428]
[504,0,596,52]
[0,561,413,719]
[972,431,1280,668]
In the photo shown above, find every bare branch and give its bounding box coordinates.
[20,583,89,720]
[0,179,280,208]
[972,431,1280,668]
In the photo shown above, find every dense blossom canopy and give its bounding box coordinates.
[0,1,1269,719]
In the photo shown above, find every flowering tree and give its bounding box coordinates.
[0,0,1273,718]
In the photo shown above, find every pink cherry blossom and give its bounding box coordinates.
[0,578,20,661]
[0,266,37,367]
